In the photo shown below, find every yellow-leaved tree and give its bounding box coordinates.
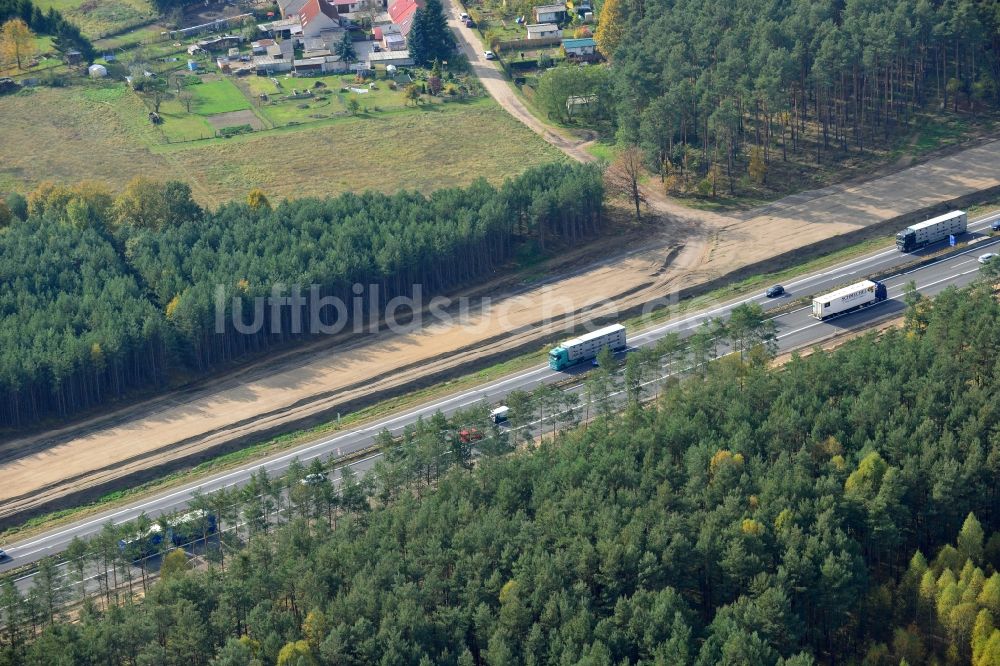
[0,18,35,70]
[594,0,626,61]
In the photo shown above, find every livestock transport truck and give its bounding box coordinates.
[811,280,888,320]
[548,324,627,371]
[896,210,967,252]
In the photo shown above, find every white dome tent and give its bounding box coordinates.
[88,64,108,78]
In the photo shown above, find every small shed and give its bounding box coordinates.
[561,37,597,56]
[187,59,199,71]
[88,63,108,78]
[565,94,595,116]
[526,23,560,39]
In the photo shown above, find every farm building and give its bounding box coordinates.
[526,23,560,38]
[383,32,406,51]
[533,3,567,23]
[253,55,294,73]
[278,0,310,18]
[367,49,413,67]
[196,35,245,52]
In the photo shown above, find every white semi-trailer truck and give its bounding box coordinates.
[548,324,627,371]
[811,280,888,320]
[896,210,967,252]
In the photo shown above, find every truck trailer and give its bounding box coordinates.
[489,406,509,424]
[896,210,967,252]
[811,280,888,320]
[548,324,627,371]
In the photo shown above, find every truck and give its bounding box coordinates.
[548,324,627,371]
[811,279,888,320]
[490,406,509,424]
[896,210,967,252]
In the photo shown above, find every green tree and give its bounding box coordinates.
[407,0,453,66]
[336,30,356,62]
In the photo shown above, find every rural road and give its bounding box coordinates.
[443,2,598,164]
[4,211,998,579]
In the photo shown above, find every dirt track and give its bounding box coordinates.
[2,18,1000,522]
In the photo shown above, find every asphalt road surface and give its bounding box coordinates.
[2,211,998,577]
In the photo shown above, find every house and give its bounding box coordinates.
[216,57,232,73]
[533,3,567,23]
[383,32,406,51]
[278,0,309,19]
[298,0,341,39]
[561,36,596,56]
[251,38,275,54]
[526,22,560,39]
[387,0,420,36]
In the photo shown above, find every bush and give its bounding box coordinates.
[218,124,254,138]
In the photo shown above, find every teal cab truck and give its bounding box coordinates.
[548,324,627,371]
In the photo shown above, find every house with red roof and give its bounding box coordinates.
[298,0,341,38]
[387,0,422,36]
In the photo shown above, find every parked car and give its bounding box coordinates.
[0,549,9,561]
[372,44,381,52]
[991,219,1000,231]
[459,11,469,19]
[978,252,997,264]
[765,284,785,298]
[483,50,496,60]
[465,18,474,27]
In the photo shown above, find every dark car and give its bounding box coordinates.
[465,18,475,27]
[765,285,785,298]
[991,219,1000,232]
[0,549,9,561]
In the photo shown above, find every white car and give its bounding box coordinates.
[483,50,496,60]
[300,473,326,486]
[978,252,997,264]
[460,11,469,19]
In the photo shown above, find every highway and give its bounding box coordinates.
[2,211,998,577]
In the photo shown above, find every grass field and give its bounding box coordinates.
[190,78,252,115]
[33,0,156,38]
[0,84,566,204]
[239,74,441,126]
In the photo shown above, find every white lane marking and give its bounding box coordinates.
[7,215,1000,557]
